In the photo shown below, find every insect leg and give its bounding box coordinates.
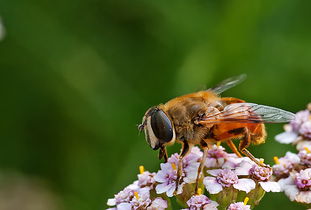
[226,140,242,157]
[195,145,208,194]
[158,146,168,162]
[239,128,267,167]
[175,141,192,193]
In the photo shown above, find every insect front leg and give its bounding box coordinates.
[239,128,268,168]
[158,146,168,162]
[175,141,192,194]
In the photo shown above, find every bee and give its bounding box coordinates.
[138,75,295,193]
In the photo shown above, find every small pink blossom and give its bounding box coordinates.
[227,202,251,210]
[272,152,300,178]
[137,171,156,189]
[298,150,311,167]
[290,110,310,132]
[183,194,218,210]
[235,160,280,192]
[154,162,183,197]
[279,169,311,204]
[205,145,228,168]
[204,169,255,194]
[300,121,311,139]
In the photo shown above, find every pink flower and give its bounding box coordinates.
[227,202,251,210]
[298,150,311,167]
[272,152,300,178]
[279,169,311,204]
[154,162,183,197]
[205,145,228,168]
[291,110,310,132]
[235,160,280,192]
[300,121,311,139]
[107,185,152,210]
[137,171,156,189]
[203,169,255,194]
[294,168,311,191]
[275,110,311,144]
[107,183,139,207]
[183,194,218,210]
[130,188,152,209]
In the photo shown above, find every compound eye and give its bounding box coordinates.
[151,110,173,143]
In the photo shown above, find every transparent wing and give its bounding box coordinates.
[199,103,295,124]
[209,74,247,95]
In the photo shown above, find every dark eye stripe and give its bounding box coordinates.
[151,110,173,143]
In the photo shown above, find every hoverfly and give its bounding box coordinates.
[139,75,295,193]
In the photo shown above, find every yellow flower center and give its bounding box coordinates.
[273,156,280,164]
[244,197,249,205]
[134,191,139,200]
[139,165,145,174]
[304,147,311,153]
[171,163,177,170]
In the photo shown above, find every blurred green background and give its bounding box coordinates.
[0,0,310,209]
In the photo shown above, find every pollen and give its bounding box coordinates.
[134,191,139,200]
[244,197,249,205]
[259,158,264,164]
[304,147,311,153]
[216,141,221,147]
[197,187,202,195]
[171,163,177,170]
[273,156,280,164]
[139,165,145,174]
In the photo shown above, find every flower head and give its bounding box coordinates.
[300,121,311,139]
[204,169,255,194]
[249,164,272,182]
[279,169,311,204]
[290,110,310,132]
[294,168,311,191]
[298,149,311,167]
[205,145,228,168]
[137,170,156,189]
[272,152,300,179]
[183,194,218,210]
[130,188,152,209]
[227,202,251,210]
[154,162,183,197]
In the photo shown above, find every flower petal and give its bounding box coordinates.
[107,198,116,206]
[259,181,281,192]
[275,131,298,144]
[116,202,132,210]
[278,177,294,190]
[206,169,222,176]
[203,177,223,194]
[155,183,172,194]
[296,191,311,204]
[283,185,299,201]
[233,178,255,193]
[234,160,254,176]
[166,185,176,197]
[203,200,219,210]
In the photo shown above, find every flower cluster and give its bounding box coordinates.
[107,144,281,209]
[275,103,311,148]
[107,167,168,210]
[273,103,311,206]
